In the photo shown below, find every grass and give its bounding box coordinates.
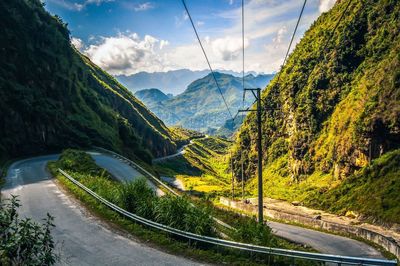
[154,136,232,195]
[49,149,317,265]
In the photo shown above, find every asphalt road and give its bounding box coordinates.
[89,151,164,196]
[268,221,383,258]
[1,155,203,266]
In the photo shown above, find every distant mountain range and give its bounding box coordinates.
[116,69,262,95]
[134,72,274,136]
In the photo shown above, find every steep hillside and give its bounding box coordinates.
[144,73,273,133]
[232,0,400,223]
[0,0,178,163]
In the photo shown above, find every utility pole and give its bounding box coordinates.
[241,158,244,202]
[238,87,263,224]
[231,151,235,199]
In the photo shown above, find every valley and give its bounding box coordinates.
[0,0,399,265]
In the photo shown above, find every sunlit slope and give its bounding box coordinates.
[0,0,178,163]
[232,0,400,223]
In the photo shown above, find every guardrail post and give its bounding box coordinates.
[291,257,295,266]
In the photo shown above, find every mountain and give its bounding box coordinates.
[134,88,172,105]
[139,73,273,133]
[116,69,265,95]
[232,0,400,223]
[0,0,180,163]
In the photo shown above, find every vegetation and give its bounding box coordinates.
[50,149,316,265]
[231,0,400,224]
[0,0,182,164]
[154,136,232,195]
[0,196,58,265]
[134,73,273,133]
[51,149,215,235]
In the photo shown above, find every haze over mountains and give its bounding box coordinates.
[134,72,274,135]
[116,69,263,95]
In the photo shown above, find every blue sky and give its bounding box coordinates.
[44,0,336,75]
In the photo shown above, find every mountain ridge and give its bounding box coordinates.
[232,0,400,223]
[0,0,179,163]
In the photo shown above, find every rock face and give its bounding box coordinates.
[232,0,400,223]
[0,0,178,162]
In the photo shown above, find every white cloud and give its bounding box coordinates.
[71,37,84,51]
[134,2,154,11]
[273,26,287,44]
[211,36,249,61]
[197,21,205,26]
[159,40,169,50]
[319,0,336,13]
[83,33,168,75]
[48,0,114,11]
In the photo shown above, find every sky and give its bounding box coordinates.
[44,0,337,75]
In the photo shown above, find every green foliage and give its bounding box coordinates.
[0,196,58,265]
[154,195,215,236]
[119,178,157,219]
[57,149,101,175]
[233,218,276,246]
[231,0,400,223]
[308,149,400,223]
[0,0,177,162]
[53,149,216,236]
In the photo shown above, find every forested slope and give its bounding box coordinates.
[0,0,178,163]
[232,0,400,223]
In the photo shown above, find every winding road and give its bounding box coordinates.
[1,153,384,265]
[1,155,203,266]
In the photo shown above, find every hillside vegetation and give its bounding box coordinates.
[136,73,273,134]
[0,0,181,163]
[232,0,400,223]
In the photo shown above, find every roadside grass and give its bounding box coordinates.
[50,149,316,265]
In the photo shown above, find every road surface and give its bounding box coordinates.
[268,221,383,258]
[89,151,164,196]
[1,155,204,266]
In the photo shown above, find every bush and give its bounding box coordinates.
[57,149,100,175]
[154,195,215,236]
[0,196,58,265]
[234,218,276,246]
[119,178,157,219]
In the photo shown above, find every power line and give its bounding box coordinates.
[181,0,233,119]
[277,0,307,82]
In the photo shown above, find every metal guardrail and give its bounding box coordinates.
[58,168,397,266]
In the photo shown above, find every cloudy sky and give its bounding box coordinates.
[45,0,336,75]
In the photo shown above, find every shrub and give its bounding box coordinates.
[234,218,276,246]
[0,196,59,265]
[154,195,215,236]
[57,149,100,175]
[119,178,157,219]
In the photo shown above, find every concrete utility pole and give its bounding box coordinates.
[239,87,263,224]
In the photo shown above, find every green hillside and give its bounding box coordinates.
[0,0,178,163]
[232,0,400,223]
[142,72,273,133]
